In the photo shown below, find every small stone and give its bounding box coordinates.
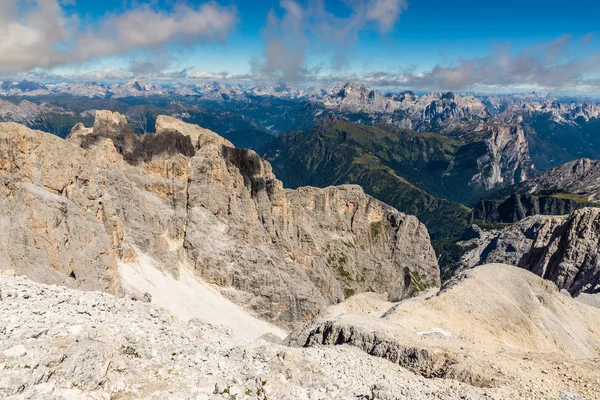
[228,385,243,396]
[3,344,26,358]
[214,382,226,394]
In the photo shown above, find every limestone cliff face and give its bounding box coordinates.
[0,112,440,328]
[459,208,600,296]
[468,123,533,190]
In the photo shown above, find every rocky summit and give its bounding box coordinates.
[0,111,439,329]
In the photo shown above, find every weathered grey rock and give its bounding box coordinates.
[459,208,600,296]
[503,158,600,201]
[441,121,535,191]
[287,264,600,398]
[0,112,440,328]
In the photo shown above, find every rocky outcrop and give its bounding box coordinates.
[506,158,600,200]
[459,208,600,296]
[493,98,600,124]
[319,85,490,127]
[287,264,600,398]
[398,92,490,131]
[0,112,439,328]
[474,193,581,223]
[440,122,535,191]
[321,83,399,114]
[109,79,164,98]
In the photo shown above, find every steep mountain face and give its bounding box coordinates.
[50,82,110,98]
[0,112,439,329]
[473,158,600,223]
[318,84,490,131]
[505,158,600,199]
[320,83,399,114]
[396,92,490,131]
[109,79,165,98]
[490,99,600,170]
[0,80,51,96]
[494,98,600,124]
[474,193,582,223]
[263,118,536,239]
[459,208,600,296]
[263,118,475,239]
[439,121,535,191]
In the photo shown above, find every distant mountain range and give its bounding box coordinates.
[2,79,600,244]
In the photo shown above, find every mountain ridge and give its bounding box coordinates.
[0,111,440,329]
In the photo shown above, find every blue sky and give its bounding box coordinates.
[1,0,599,92]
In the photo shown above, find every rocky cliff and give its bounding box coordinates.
[0,112,439,328]
[459,208,600,296]
[505,158,600,200]
[440,121,535,191]
[474,193,582,223]
[319,85,490,130]
[398,91,490,131]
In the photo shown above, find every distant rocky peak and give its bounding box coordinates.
[124,79,151,91]
[386,90,417,102]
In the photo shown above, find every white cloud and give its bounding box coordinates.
[0,0,237,73]
[251,0,408,81]
[366,0,408,33]
[277,35,600,93]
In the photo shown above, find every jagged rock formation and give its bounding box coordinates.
[319,84,490,130]
[1,270,553,400]
[0,112,439,329]
[0,99,52,124]
[474,193,582,223]
[287,264,600,399]
[396,92,490,131]
[459,208,600,296]
[0,80,51,96]
[493,98,600,124]
[321,83,399,114]
[440,121,535,191]
[471,158,600,224]
[109,79,165,98]
[505,158,600,200]
[490,97,600,170]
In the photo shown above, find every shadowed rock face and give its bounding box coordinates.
[459,208,600,296]
[474,193,582,223]
[0,111,440,328]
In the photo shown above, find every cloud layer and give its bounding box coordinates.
[0,0,237,73]
[1,1,599,93]
[393,35,600,92]
[251,0,408,81]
